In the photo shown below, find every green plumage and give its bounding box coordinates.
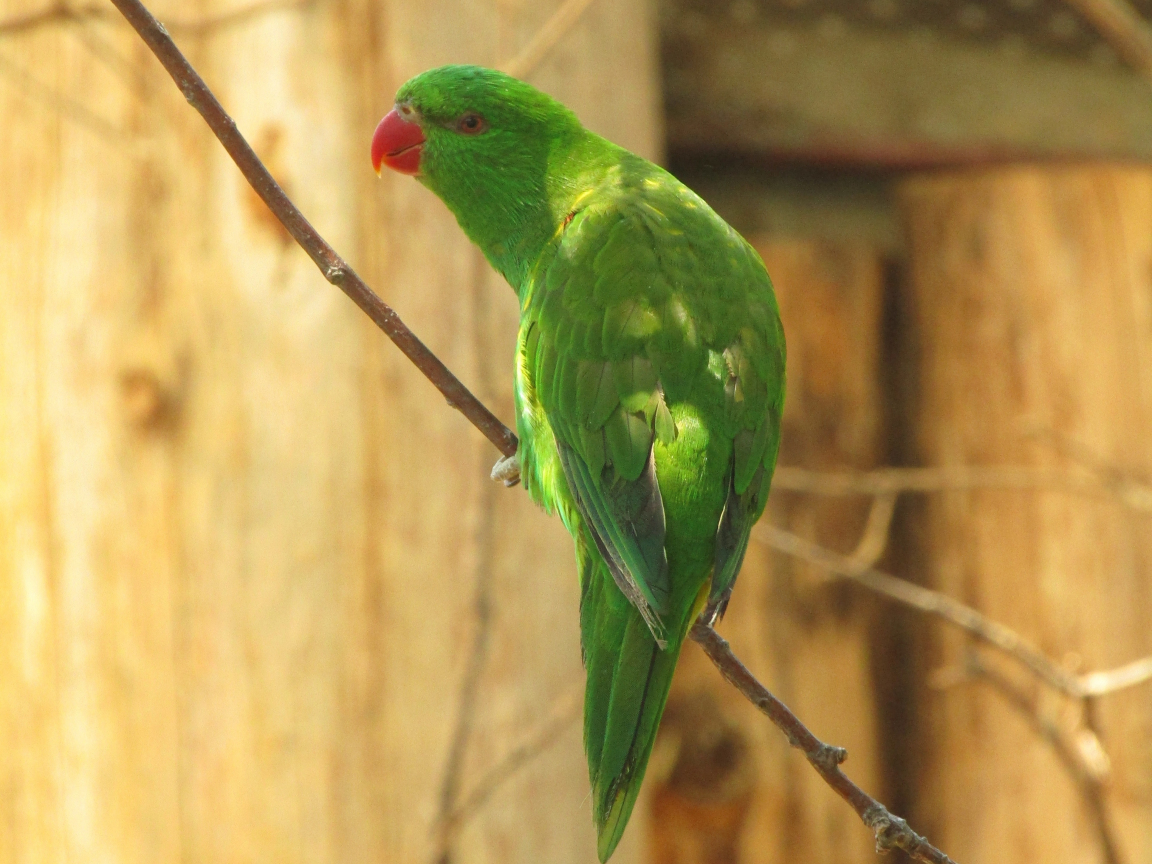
[389,66,785,861]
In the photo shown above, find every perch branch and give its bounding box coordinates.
[689,622,956,864]
[108,0,517,460]
[112,2,955,860]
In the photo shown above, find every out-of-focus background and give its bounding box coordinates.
[3,0,1152,862]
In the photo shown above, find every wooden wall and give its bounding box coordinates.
[0,1,659,862]
[900,166,1152,864]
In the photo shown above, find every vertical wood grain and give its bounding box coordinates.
[899,166,1152,864]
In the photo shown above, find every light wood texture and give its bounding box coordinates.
[662,10,1152,166]
[0,1,659,862]
[650,240,886,864]
[899,166,1152,864]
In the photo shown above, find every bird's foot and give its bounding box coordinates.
[491,454,521,487]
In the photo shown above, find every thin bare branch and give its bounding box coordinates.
[0,2,107,37]
[760,520,1152,699]
[1059,0,1152,79]
[434,682,582,856]
[109,0,518,459]
[163,0,313,36]
[967,654,1125,864]
[689,623,957,864]
[754,522,1088,697]
[1024,425,1152,513]
[1081,655,1152,695]
[0,48,124,140]
[500,0,598,79]
[850,492,896,567]
[772,465,1152,512]
[433,475,499,864]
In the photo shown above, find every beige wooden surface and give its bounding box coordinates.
[899,166,1152,864]
[0,1,659,862]
[650,240,886,864]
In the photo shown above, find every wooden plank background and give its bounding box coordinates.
[0,1,659,862]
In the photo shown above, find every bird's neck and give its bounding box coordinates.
[436,130,622,296]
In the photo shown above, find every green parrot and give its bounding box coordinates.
[372,66,784,861]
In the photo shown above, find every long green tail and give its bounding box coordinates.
[580,549,698,862]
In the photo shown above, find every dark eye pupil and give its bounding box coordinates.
[458,113,485,134]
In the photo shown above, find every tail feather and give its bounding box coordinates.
[581,552,701,862]
[591,621,682,862]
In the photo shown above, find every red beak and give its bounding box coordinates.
[372,108,425,176]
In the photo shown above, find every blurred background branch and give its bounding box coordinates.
[1060,0,1152,77]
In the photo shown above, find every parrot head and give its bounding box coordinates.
[371,65,592,279]
[371,65,578,179]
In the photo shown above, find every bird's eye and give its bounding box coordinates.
[456,112,487,135]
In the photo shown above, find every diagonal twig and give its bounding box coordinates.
[757,520,1152,700]
[1059,0,1152,79]
[433,682,583,856]
[771,465,1152,513]
[0,2,107,36]
[689,622,957,864]
[965,654,1124,864]
[849,492,897,567]
[1081,655,1152,695]
[754,522,1088,697]
[163,0,313,37]
[499,0,599,79]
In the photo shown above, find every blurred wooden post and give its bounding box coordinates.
[651,240,886,864]
[898,166,1152,864]
[0,1,659,863]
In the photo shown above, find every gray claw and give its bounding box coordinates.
[491,454,521,487]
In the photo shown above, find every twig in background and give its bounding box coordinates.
[772,465,1152,513]
[754,522,1088,697]
[0,2,106,36]
[756,506,1152,699]
[1060,0,1152,79]
[1024,424,1152,513]
[688,622,957,864]
[163,0,313,37]
[500,0,599,79]
[849,492,896,567]
[965,654,1124,864]
[1081,655,1152,695]
[0,47,124,139]
[433,682,583,858]
[433,472,499,864]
